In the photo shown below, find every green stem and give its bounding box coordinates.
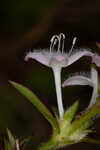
[37,139,55,150]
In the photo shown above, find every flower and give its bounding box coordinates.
[62,66,98,108]
[25,33,68,119]
[25,33,100,119]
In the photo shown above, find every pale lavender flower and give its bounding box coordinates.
[25,33,68,119]
[25,33,100,119]
[62,67,98,108]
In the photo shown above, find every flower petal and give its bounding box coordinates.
[53,55,65,62]
[62,75,92,87]
[62,67,98,108]
[88,67,98,107]
[91,67,98,85]
[25,51,49,66]
[92,54,100,67]
[68,50,93,66]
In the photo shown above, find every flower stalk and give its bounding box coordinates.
[52,66,64,119]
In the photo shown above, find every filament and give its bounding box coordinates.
[59,33,65,53]
[50,35,59,52]
[69,37,77,55]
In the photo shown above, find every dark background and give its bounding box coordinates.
[0,0,100,149]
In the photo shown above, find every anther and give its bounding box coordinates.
[59,33,65,53]
[72,37,77,46]
[50,35,60,52]
[69,37,77,55]
[50,33,65,53]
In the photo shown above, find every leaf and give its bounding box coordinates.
[52,106,59,120]
[69,100,100,134]
[63,101,79,122]
[21,136,32,149]
[4,139,13,150]
[37,138,55,150]
[9,81,59,132]
[82,137,100,144]
[96,42,100,48]
[7,129,15,149]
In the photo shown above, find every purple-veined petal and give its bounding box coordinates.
[25,51,49,66]
[62,75,92,87]
[68,50,93,66]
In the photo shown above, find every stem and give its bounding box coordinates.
[37,139,55,150]
[16,140,20,150]
[52,67,64,119]
[88,66,98,108]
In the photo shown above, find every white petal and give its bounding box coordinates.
[91,67,98,85]
[25,51,49,66]
[92,54,100,67]
[88,87,98,108]
[88,67,98,107]
[62,75,93,87]
[68,50,93,66]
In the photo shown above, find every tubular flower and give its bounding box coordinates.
[62,66,98,108]
[25,33,100,119]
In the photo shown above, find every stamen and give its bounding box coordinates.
[69,37,77,55]
[50,33,65,53]
[59,33,65,53]
[50,35,59,52]
[52,39,58,51]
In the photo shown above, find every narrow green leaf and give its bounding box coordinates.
[69,100,100,134]
[4,139,13,150]
[7,129,15,148]
[96,42,100,48]
[83,137,100,144]
[38,139,55,150]
[63,101,79,122]
[52,106,59,120]
[9,81,59,132]
[21,136,32,149]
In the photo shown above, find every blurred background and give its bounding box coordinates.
[0,0,100,149]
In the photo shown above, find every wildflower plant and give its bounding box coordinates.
[3,129,31,150]
[9,33,100,150]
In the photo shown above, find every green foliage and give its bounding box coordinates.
[9,81,59,133]
[4,138,13,150]
[8,80,100,150]
[63,101,79,122]
[83,137,100,144]
[2,129,32,150]
[37,99,100,150]
[70,101,100,135]
[7,129,16,149]
[96,42,100,48]
[20,136,32,150]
